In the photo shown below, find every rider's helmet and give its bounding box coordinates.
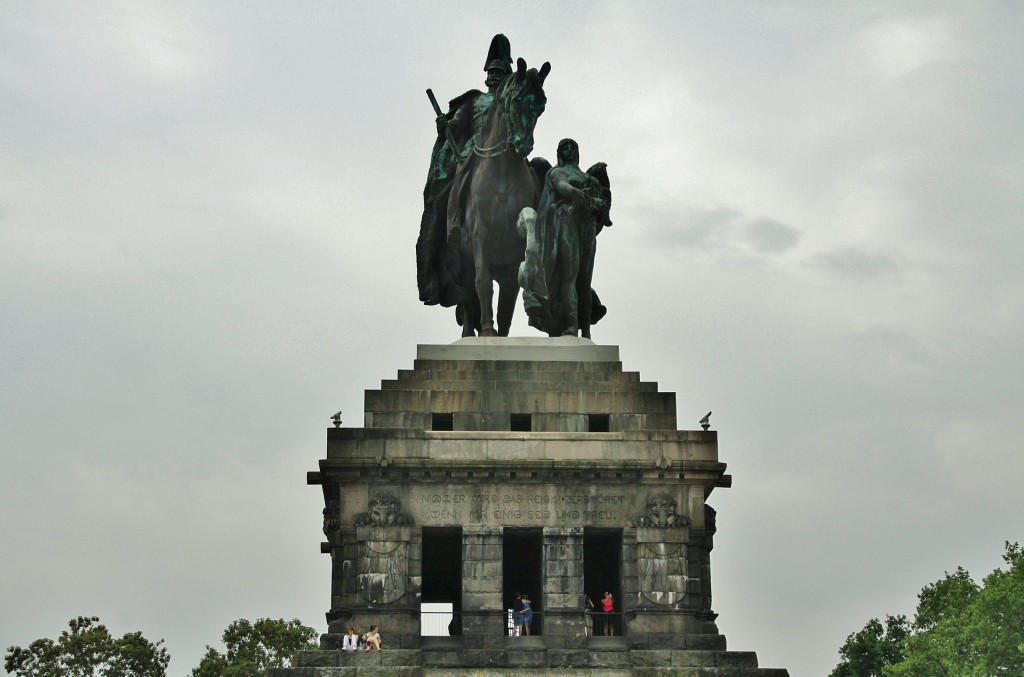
[484,34,512,74]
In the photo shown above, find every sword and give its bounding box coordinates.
[426,88,463,161]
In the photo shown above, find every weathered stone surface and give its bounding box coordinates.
[714,652,758,668]
[670,651,717,667]
[302,340,787,676]
[587,650,632,668]
[266,669,314,677]
[294,651,338,667]
[685,634,728,651]
[381,650,423,666]
[631,651,673,667]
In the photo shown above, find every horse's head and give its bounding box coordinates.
[499,57,550,157]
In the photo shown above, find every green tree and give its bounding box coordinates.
[887,542,1024,677]
[972,543,1024,676]
[830,542,1024,677]
[190,618,318,677]
[886,566,980,677]
[4,616,169,677]
[828,614,909,677]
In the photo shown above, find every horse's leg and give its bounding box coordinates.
[470,220,497,337]
[494,263,520,337]
[457,303,475,337]
[452,246,479,338]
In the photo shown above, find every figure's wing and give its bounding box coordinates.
[586,161,612,231]
[529,156,553,190]
[586,161,609,189]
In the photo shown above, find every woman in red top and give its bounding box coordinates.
[601,592,615,636]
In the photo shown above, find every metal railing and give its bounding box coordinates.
[505,608,543,636]
[420,609,625,637]
[585,610,623,636]
[419,610,547,636]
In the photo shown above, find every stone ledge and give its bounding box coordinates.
[277,649,786,676]
[418,338,621,363]
[631,669,784,677]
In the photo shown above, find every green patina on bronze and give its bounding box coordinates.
[414,33,611,341]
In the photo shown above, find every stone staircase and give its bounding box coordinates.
[266,648,422,676]
[266,643,790,676]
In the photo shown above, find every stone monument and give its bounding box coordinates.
[269,34,789,677]
[271,340,788,676]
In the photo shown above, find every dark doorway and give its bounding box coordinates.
[422,527,462,635]
[584,528,622,636]
[502,527,543,635]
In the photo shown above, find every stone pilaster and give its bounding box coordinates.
[461,526,503,638]
[542,527,585,645]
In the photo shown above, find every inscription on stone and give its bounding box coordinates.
[412,488,635,526]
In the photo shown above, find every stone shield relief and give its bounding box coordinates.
[638,541,688,607]
[355,493,412,605]
[358,539,408,605]
[634,493,690,607]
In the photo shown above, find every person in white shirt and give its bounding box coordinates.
[341,626,359,651]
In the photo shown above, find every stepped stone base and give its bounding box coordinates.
[297,338,789,677]
[267,642,789,676]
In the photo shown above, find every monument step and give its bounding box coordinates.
[365,390,676,415]
[316,670,631,677]
[362,412,678,431]
[631,670,788,677]
[411,357,624,372]
[630,651,758,668]
[398,364,641,379]
[380,379,657,393]
[292,649,422,668]
[268,669,423,677]
[271,666,786,676]
[283,648,782,674]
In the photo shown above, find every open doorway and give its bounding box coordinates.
[584,528,622,636]
[502,527,543,636]
[421,527,462,635]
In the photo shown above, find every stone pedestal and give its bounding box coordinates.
[284,338,788,676]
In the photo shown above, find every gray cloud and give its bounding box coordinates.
[814,245,902,279]
[746,217,801,253]
[2,4,1023,677]
[640,206,801,258]
[642,205,740,251]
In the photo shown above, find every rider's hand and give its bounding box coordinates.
[436,115,448,133]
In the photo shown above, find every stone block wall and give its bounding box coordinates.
[303,339,787,674]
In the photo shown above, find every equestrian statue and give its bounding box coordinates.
[417,34,611,339]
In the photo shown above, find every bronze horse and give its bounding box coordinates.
[448,58,550,337]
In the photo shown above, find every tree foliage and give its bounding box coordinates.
[830,542,1024,677]
[829,614,909,677]
[4,616,169,677]
[190,618,318,677]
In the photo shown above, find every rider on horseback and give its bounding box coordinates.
[416,34,514,307]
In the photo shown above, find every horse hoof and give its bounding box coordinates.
[480,328,498,337]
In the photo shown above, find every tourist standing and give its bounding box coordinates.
[602,592,615,636]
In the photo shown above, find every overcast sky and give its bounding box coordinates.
[2,2,1022,676]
